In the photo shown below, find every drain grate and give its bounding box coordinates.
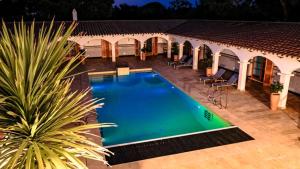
[106,127,254,165]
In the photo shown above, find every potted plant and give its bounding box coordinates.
[270,81,283,111]
[171,42,179,61]
[203,57,213,76]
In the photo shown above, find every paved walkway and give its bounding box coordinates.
[74,56,300,169]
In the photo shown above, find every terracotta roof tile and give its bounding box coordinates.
[72,20,185,35]
[168,20,300,58]
[2,20,300,58]
[1,20,185,36]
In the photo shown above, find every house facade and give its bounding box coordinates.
[9,20,300,109]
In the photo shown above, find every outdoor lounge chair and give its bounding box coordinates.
[200,68,226,84]
[168,55,189,66]
[211,73,238,89]
[174,57,193,69]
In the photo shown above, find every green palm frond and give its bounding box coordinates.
[0,21,114,168]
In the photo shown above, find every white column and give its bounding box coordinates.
[167,41,172,59]
[278,73,294,109]
[193,47,199,70]
[237,61,249,91]
[111,43,116,62]
[179,43,184,59]
[212,52,220,75]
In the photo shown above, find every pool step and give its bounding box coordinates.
[106,127,253,165]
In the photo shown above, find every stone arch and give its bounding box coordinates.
[84,39,112,58]
[85,38,111,46]
[202,44,213,59]
[115,37,141,57]
[217,48,241,72]
[113,35,143,45]
[247,55,283,73]
[143,36,168,43]
[202,43,221,55]
[194,44,213,68]
[183,40,193,57]
[142,37,169,56]
[291,66,300,73]
[246,55,286,91]
[169,35,187,45]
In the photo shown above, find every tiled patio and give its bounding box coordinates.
[73,56,300,169]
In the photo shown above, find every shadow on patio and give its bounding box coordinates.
[246,79,300,125]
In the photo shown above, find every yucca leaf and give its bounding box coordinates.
[0,20,113,168]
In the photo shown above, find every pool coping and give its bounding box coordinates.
[88,68,153,76]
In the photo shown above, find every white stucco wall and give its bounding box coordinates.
[85,46,101,58]
[83,39,103,58]
[219,50,239,71]
[289,69,300,94]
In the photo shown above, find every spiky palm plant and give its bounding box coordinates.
[0,21,113,168]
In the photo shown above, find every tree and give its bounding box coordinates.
[197,0,263,20]
[170,0,192,11]
[288,0,300,21]
[0,21,114,168]
[75,0,114,19]
[198,0,236,19]
[140,2,168,19]
[169,0,194,18]
[254,0,284,20]
[112,2,169,20]
[279,0,289,20]
[0,0,114,21]
[37,0,73,20]
[0,0,29,20]
[112,4,141,19]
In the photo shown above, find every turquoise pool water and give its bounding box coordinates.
[90,72,231,147]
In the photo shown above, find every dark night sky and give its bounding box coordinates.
[114,0,196,7]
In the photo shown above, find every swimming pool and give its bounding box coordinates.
[90,72,231,147]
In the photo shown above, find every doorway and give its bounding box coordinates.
[251,56,273,86]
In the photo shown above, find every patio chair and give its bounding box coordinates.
[174,57,193,69]
[168,55,189,66]
[200,68,226,84]
[211,73,238,90]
